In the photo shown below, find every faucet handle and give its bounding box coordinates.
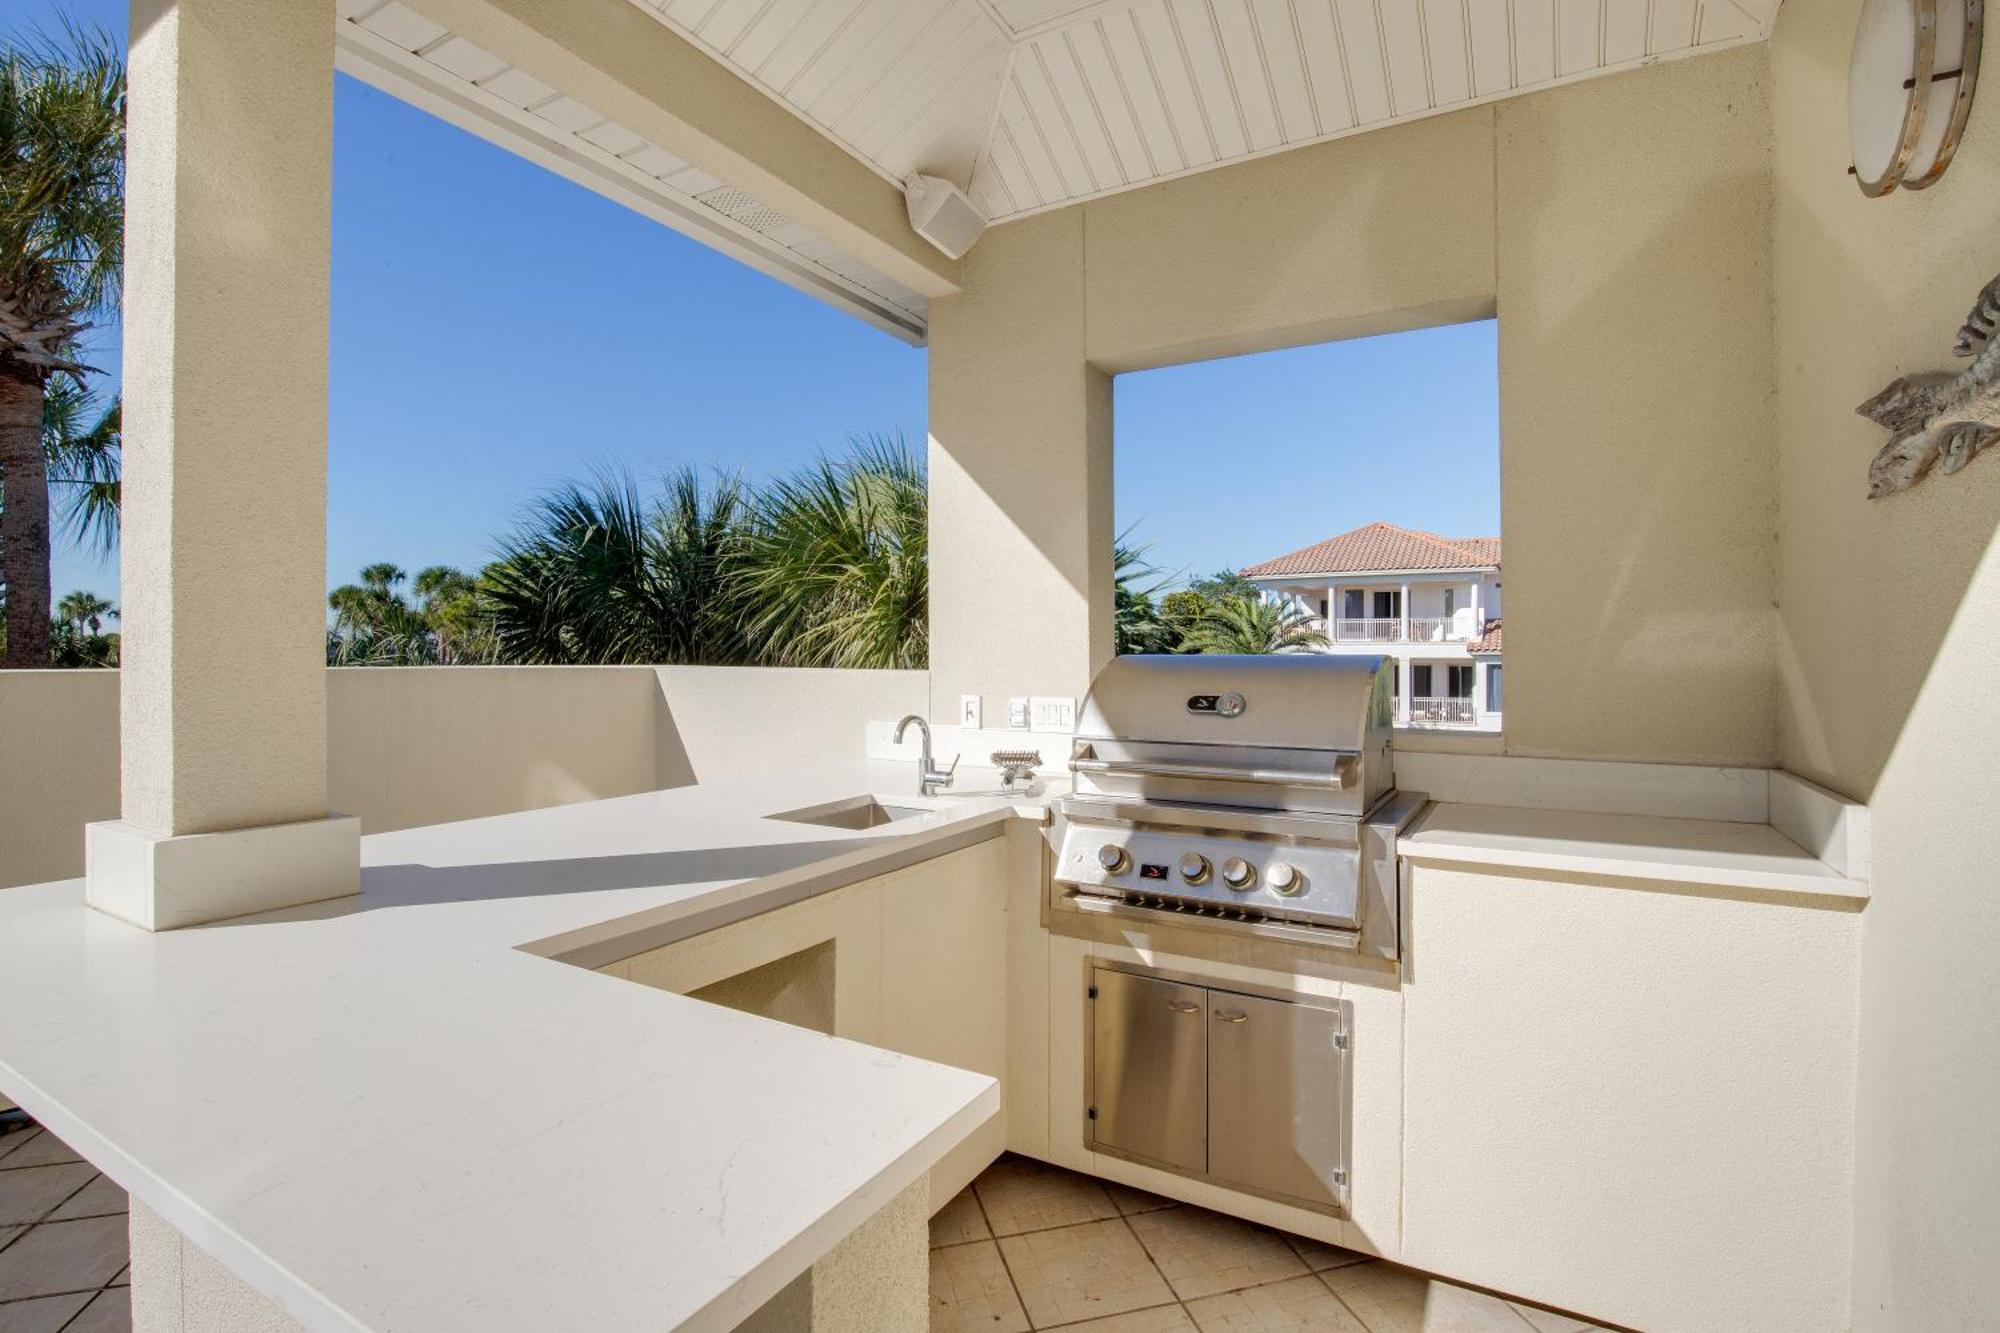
[937,752,961,783]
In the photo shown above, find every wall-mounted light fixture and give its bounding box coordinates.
[1849,0,1983,195]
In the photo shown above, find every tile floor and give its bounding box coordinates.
[932,1155,1614,1333]
[0,1123,130,1333]
[0,1124,1617,1333]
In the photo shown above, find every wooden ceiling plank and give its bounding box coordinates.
[1070,20,1159,181]
[1131,0,1217,165]
[1556,0,1601,75]
[1250,0,1321,140]
[1466,0,1513,96]
[1293,0,1356,131]
[1170,0,1252,157]
[1510,0,1558,85]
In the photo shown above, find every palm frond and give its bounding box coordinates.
[731,434,927,670]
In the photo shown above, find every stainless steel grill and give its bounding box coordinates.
[1053,654,1424,958]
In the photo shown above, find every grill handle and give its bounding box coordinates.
[1068,755,1354,790]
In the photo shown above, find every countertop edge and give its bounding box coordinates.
[1397,803,1869,903]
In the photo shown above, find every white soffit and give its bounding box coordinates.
[628,0,1781,222]
[332,0,931,344]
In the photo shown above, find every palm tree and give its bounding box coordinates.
[48,585,114,666]
[42,375,118,554]
[1185,595,1330,655]
[0,24,124,666]
[325,560,496,665]
[1113,533,1175,655]
[732,436,927,669]
[55,586,110,633]
[485,466,749,665]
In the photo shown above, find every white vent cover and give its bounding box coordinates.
[903,173,986,259]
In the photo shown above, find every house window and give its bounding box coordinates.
[1487,664,1503,711]
[1372,590,1399,620]
[1343,589,1364,619]
[1443,588,1456,618]
[1412,664,1433,698]
[1447,664,1474,698]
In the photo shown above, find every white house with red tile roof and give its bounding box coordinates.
[1242,522,1503,730]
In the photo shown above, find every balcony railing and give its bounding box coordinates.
[1329,617,1473,644]
[1406,697,1478,724]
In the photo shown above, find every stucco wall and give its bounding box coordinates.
[0,666,925,888]
[0,672,121,889]
[1768,6,2000,1328]
[928,48,1778,766]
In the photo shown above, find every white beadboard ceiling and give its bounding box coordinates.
[333,0,1782,343]
[629,0,1783,223]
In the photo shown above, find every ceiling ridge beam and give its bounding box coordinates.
[399,0,961,297]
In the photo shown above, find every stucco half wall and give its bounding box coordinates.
[0,666,927,889]
[928,46,1778,768]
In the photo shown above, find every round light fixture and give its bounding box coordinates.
[1849,0,1983,196]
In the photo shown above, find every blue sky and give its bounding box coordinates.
[21,0,1497,608]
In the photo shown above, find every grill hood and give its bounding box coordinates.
[1069,654,1395,818]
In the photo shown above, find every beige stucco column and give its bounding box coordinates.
[927,210,1114,720]
[86,0,357,931]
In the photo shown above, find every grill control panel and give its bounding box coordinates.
[1055,820,1362,929]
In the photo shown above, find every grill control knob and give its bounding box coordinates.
[1178,852,1211,884]
[1267,862,1302,894]
[1221,857,1255,890]
[1097,844,1130,873]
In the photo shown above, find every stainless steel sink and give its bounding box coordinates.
[766,795,932,830]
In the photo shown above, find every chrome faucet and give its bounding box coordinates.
[894,715,958,796]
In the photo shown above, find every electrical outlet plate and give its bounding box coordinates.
[1030,696,1076,731]
[1008,697,1030,729]
[959,694,982,728]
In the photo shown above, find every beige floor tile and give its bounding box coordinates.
[0,1135,80,1172]
[1320,1263,1531,1333]
[0,1216,130,1301]
[59,1288,130,1328]
[1104,1184,1177,1216]
[1508,1303,1600,1333]
[1044,1303,1197,1331]
[1127,1207,1308,1301]
[0,1132,37,1168]
[107,1266,128,1288]
[930,1188,991,1248]
[931,1240,1028,1333]
[1283,1234,1368,1273]
[975,1156,1120,1237]
[48,1176,126,1224]
[0,1228,22,1253]
[0,1290,95,1333]
[59,1288,130,1333]
[1185,1274,1371,1332]
[997,1219,1175,1328]
[0,1165,96,1227]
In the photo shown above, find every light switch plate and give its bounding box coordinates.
[1008,697,1030,729]
[1030,696,1076,731]
[959,694,982,728]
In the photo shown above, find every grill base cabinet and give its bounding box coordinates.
[1089,964,1349,1213]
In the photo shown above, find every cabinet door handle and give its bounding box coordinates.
[1214,1008,1249,1023]
[1167,999,1201,1014]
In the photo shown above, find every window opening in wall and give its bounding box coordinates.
[1114,320,1501,734]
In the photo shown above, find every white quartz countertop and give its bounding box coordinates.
[0,762,1054,1333]
[1398,801,1866,898]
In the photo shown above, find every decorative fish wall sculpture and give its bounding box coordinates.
[1857,273,2000,498]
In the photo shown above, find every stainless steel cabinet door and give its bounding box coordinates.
[1207,991,1342,1207]
[1092,969,1206,1173]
